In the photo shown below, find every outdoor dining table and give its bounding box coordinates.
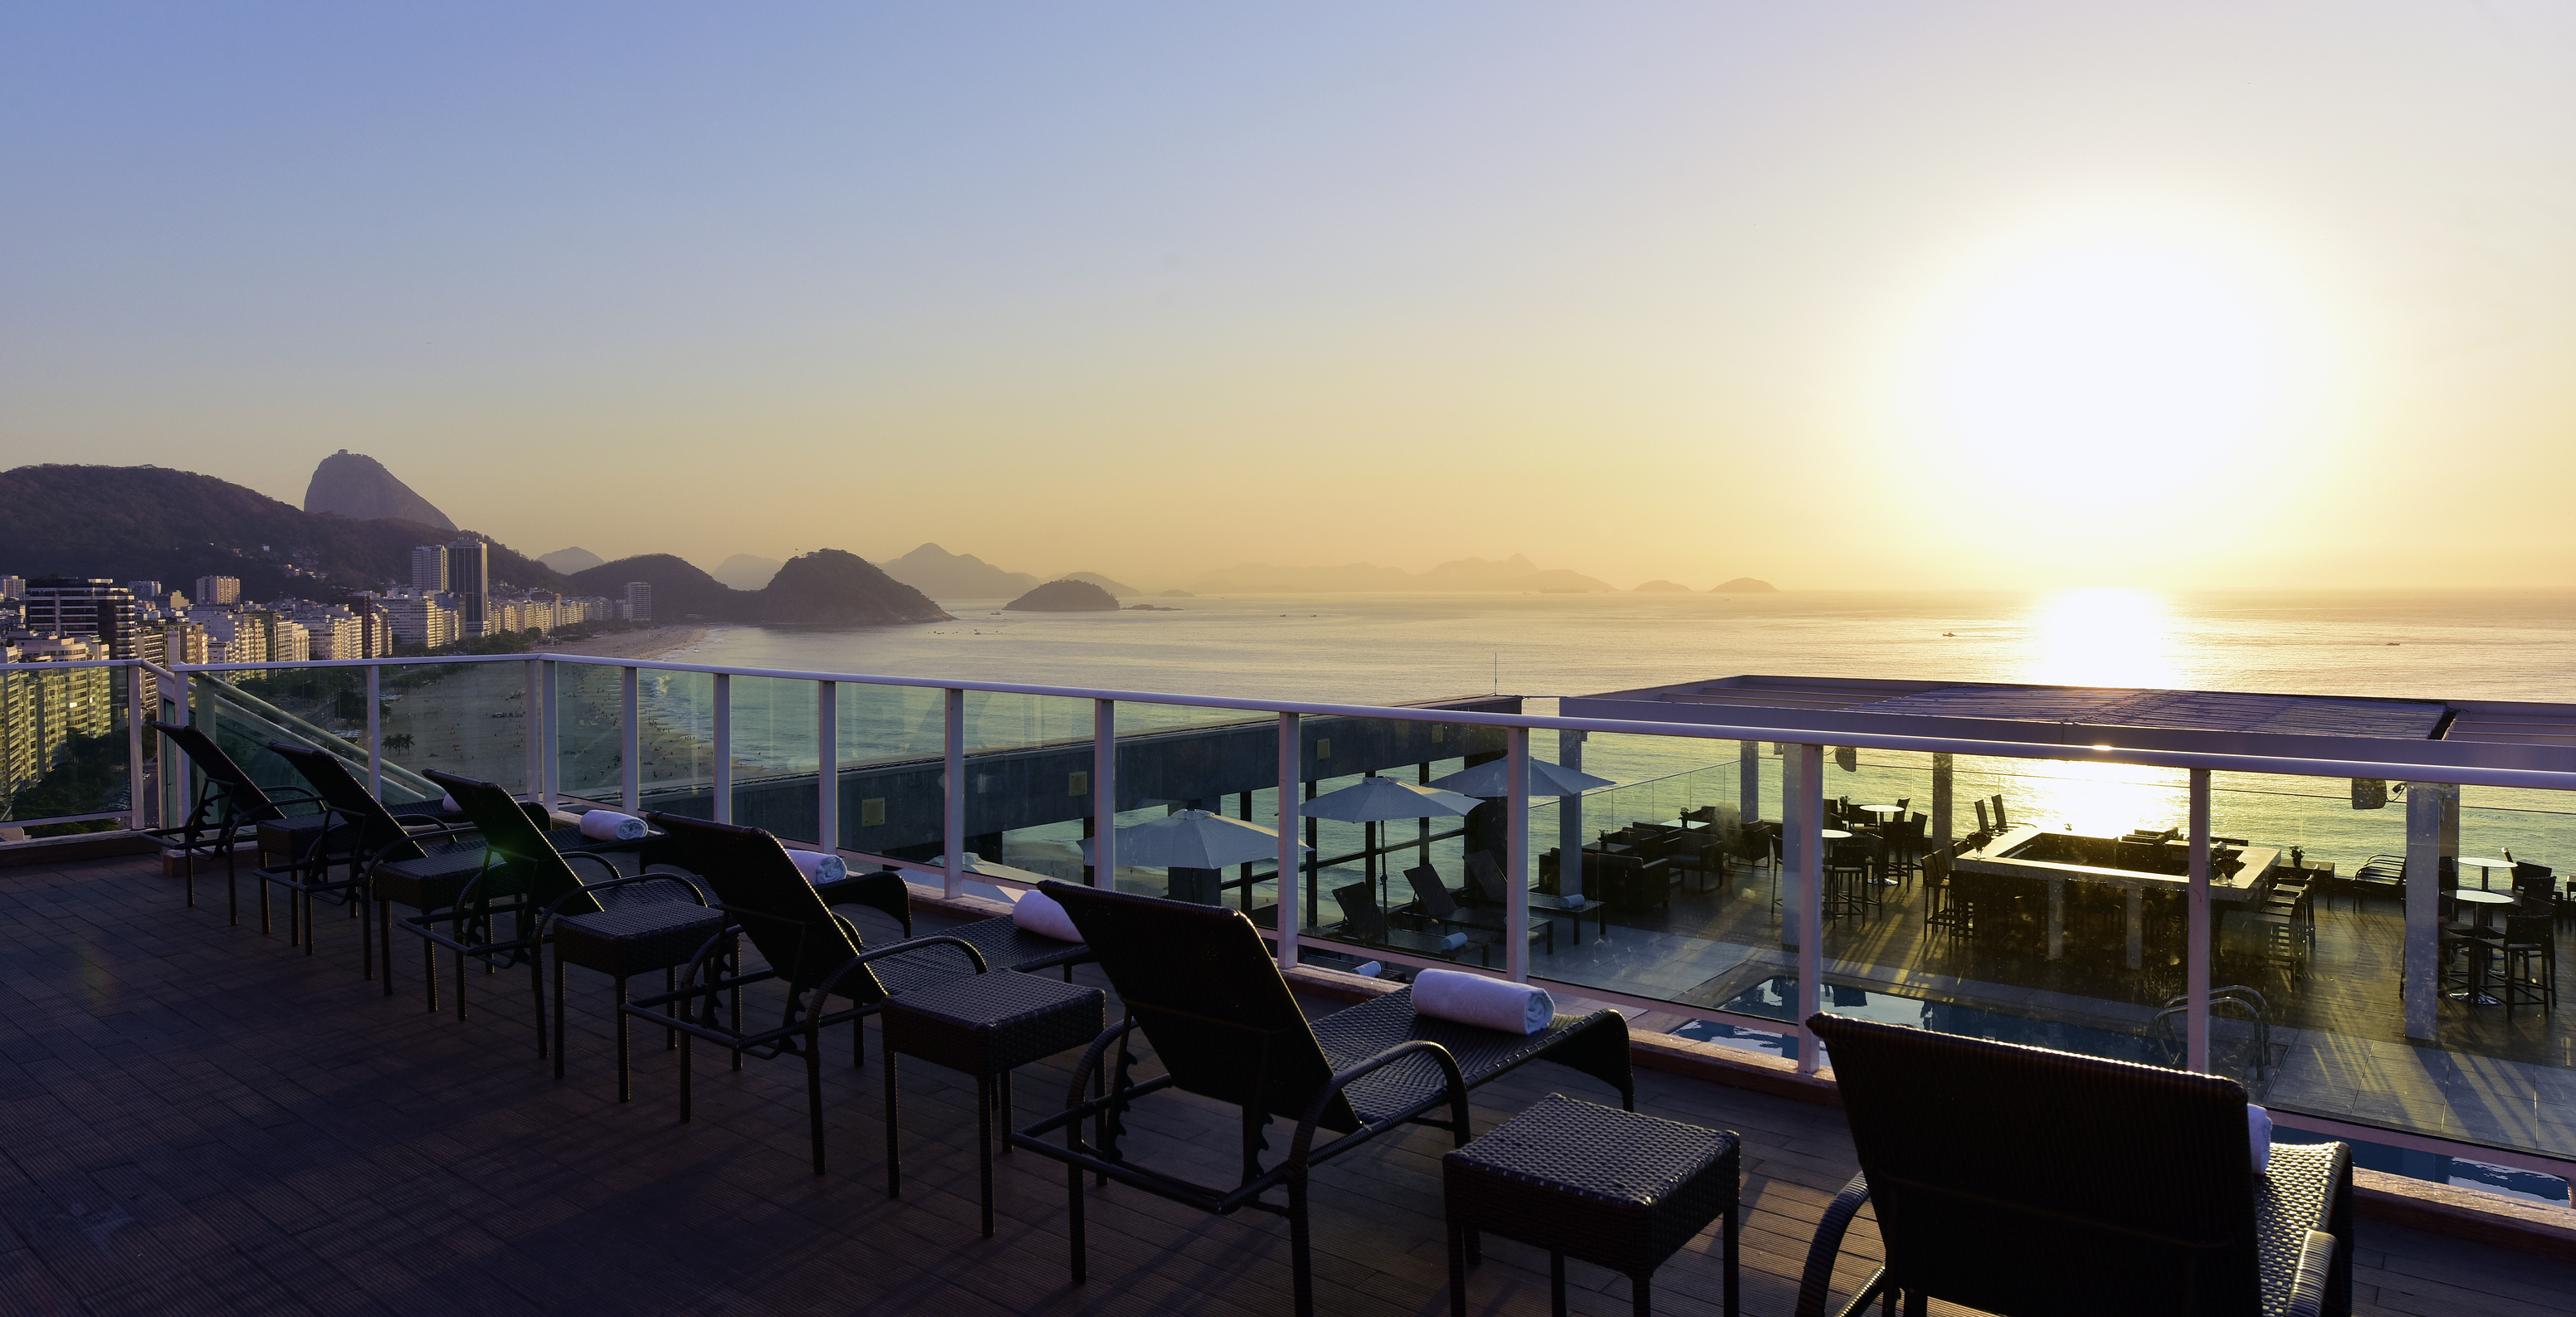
[2451,888,2517,1005]
[2457,856,2516,890]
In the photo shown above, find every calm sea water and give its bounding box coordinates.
[639,588,2576,871]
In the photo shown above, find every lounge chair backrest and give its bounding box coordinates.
[267,742,432,865]
[1465,851,1510,905]
[1403,866,1460,919]
[151,720,290,822]
[1332,882,1389,940]
[1037,880,1351,1130]
[1991,796,2010,827]
[646,812,889,1000]
[1808,1013,2260,1317]
[1973,800,1992,833]
[424,770,597,915]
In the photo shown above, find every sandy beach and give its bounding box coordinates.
[541,625,714,663]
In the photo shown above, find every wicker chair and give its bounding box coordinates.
[144,720,326,924]
[1331,880,1489,965]
[1797,1013,2351,1317]
[624,813,992,1173]
[1012,880,1634,1317]
[261,742,480,977]
[1403,864,1552,958]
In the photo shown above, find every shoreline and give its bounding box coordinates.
[541,624,717,663]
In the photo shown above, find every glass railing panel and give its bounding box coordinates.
[633,666,715,815]
[2,661,131,833]
[1295,715,1505,974]
[727,674,819,843]
[1098,698,1286,913]
[957,690,1096,890]
[828,681,943,858]
[551,660,629,806]
[378,659,528,802]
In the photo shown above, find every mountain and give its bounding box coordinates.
[1059,571,1139,597]
[539,546,605,574]
[570,550,948,626]
[1632,579,1691,592]
[1186,554,1612,594]
[0,463,564,599]
[1006,579,1120,612]
[713,554,784,591]
[1710,578,1778,593]
[877,544,1038,599]
[301,451,456,530]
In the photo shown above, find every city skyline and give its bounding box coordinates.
[6,4,2574,589]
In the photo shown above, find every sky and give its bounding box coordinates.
[6,2,2575,592]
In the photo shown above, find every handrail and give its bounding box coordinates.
[22,654,2576,789]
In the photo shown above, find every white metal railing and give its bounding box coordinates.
[21,651,2576,1099]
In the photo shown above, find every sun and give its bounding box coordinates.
[1886,201,2336,534]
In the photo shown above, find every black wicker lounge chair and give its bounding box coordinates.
[1011,880,1633,1317]
[145,720,325,923]
[261,742,480,977]
[1403,864,1552,958]
[1331,880,1489,965]
[1797,1012,2351,1317]
[624,812,992,1173]
[422,772,731,1097]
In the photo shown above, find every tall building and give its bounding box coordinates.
[382,594,458,649]
[193,575,242,605]
[334,596,395,658]
[410,544,449,593]
[446,539,490,637]
[0,637,115,813]
[624,582,653,623]
[0,576,24,600]
[22,578,139,660]
[270,619,311,663]
[193,610,271,665]
[126,580,163,601]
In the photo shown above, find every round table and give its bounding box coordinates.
[1855,805,1905,817]
[2451,888,2519,1005]
[1819,829,1852,841]
[2458,856,2516,890]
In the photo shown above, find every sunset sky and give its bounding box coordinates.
[6,3,2574,591]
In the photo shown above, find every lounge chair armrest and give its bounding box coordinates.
[2286,1229,2335,1317]
[1795,1173,1878,1317]
[822,869,914,939]
[1288,1039,1468,1178]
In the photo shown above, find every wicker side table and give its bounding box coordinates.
[880,968,1106,1237]
[1444,1094,1739,1317]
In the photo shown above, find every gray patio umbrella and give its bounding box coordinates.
[1429,757,1616,799]
[1299,776,1481,823]
[1078,809,1307,870]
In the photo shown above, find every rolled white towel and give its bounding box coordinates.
[440,794,462,813]
[2248,1104,2273,1173]
[1412,967,1554,1035]
[786,850,847,885]
[1012,889,1083,944]
[1438,931,1469,951]
[578,809,647,842]
[1351,961,1383,978]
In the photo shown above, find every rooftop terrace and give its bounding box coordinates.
[2,846,2572,1316]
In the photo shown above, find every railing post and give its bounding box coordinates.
[1091,699,1116,885]
[538,661,557,807]
[711,672,733,823]
[1556,729,1585,901]
[1506,727,1531,983]
[621,666,641,813]
[1930,751,1954,844]
[124,663,147,829]
[524,659,543,798]
[1793,743,1825,1075]
[1277,712,1301,970]
[365,666,383,799]
[2187,768,2212,1071]
[816,681,838,849]
[1738,739,1760,835]
[944,688,965,900]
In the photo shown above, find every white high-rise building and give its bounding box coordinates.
[382,593,458,649]
[270,619,311,663]
[623,581,653,623]
[193,576,242,605]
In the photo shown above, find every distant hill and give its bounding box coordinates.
[301,451,456,530]
[0,463,563,599]
[572,550,947,626]
[1188,554,1612,594]
[1710,578,1778,593]
[539,546,605,574]
[1632,579,1691,592]
[1006,579,1120,612]
[878,543,1038,599]
[1059,570,1139,597]
[714,554,784,591]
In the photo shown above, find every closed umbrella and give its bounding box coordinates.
[1430,757,1615,799]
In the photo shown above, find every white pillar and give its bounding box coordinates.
[1781,747,1804,948]
[1506,726,1532,983]
[944,688,966,900]
[815,681,838,848]
[1276,712,1301,968]
[711,672,733,823]
[2187,768,2212,1071]
[1793,743,1825,1075]
[1557,729,1586,900]
[2403,781,2452,1038]
[1739,740,1760,829]
[1931,751,1954,844]
[1091,700,1116,885]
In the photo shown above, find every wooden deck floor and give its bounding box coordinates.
[2,851,2572,1317]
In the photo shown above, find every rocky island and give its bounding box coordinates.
[1006,578,1121,612]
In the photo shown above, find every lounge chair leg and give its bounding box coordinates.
[184,849,196,910]
[615,977,632,1101]
[455,946,469,1022]
[552,956,569,1080]
[423,929,440,1013]
[1724,1202,1740,1317]
[1289,1178,1315,1317]
[227,846,238,926]
[1447,1219,1468,1317]
[664,966,678,1051]
[807,1022,828,1175]
[381,900,394,996]
[883,1035,901,1199]
[1067,1152,1087,1285]
[261,870,272,935]
[1551,1253,1566,1316]
[1630,1269,1649,1317]
[998,1071,1012,1154]
[978,1074,996,1238]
